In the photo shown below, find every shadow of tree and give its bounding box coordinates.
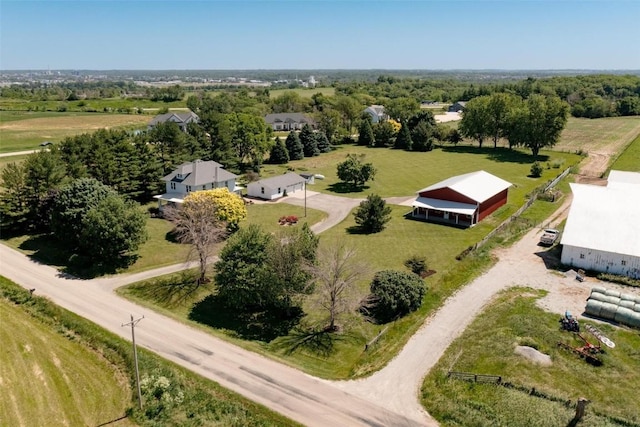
[269,326,343,357]
[189,294,303,342]
[327,182,369,194]
[441,146,549,164]
[128,271,202,308]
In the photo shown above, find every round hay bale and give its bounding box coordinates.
[600,302,618,320]
[614,307,634,325]
[605,289,621,298]
[588,292,608,303]
[635,296,640,304]
[591,286,607,295]
[619,300,635,309]
[634,304,640,313]
[585,300,603,318]
[620,293,635,301]
[628,312,640,328]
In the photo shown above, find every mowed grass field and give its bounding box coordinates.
[0,111,150,153]
[0,298,134,427]
[269,87,335,98]
[421,289,640,426]
[555,116,640,154]
[610,132,640,172]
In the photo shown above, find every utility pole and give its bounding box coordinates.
[122,314,144,410]
[304,181,307,217]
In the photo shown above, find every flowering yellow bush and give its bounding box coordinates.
[183,188,247,225]
[388,119,401,132]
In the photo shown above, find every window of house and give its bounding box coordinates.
[278,187,281,193]
[579,253,585,259]
[261,187,264,194]
[170,182,176,190]
[622,260,627,266]
[186,185,191,192]
[202,185,206,190]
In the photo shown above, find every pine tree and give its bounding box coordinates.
[268,137,289,164]
[285,131,304,160]
[357,118,375,147]
[299,124,320,157]
[394,122,413,151]
[315,132,332,153]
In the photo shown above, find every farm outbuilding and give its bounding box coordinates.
[411,170,511,227]
[247,172,306,200]
[560,172,640,279]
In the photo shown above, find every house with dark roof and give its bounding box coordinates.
[247,172,306,200]
[154,159,241,208]
[448,102,467,113]
[411,170,512,227]
[363,105,388,123]
[265,113,315,131]
[148,110,199,132]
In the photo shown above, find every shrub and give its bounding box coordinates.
[368,270,426,323]
[404,255,429,276]
[353,194,391,233]
[530,162,543,178]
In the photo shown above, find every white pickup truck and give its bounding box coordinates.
[539,228,560,246]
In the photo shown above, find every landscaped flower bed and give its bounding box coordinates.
[278,215,298,226]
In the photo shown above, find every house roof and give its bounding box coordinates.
[560,183,640,258]
[148,110,199,126]
[417,170,512,203]
[412,197,477,215]
[162,160,238,186]
[250,172,306,190]
[264,113,314,125]
[364,105,386,116]
[607,170,640,188]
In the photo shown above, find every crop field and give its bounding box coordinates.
[0,297,133,426]
[421,288,640,426]
[0,111,150,153]
[269,87,335,98]
[555,116,640,154]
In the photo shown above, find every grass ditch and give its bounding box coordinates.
[0,276,299,426]
[421,287,640,426]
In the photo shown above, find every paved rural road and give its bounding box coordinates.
[0,149,38,158]
[0,244,426,427]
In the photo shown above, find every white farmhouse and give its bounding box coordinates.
[247,172,306,200]
[560,170,640,279]
[154,159,241,208]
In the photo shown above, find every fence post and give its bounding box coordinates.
[573,397,589,422]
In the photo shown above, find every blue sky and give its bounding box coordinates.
[1,1,639,70]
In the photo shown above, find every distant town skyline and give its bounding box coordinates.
[1,1,639,71]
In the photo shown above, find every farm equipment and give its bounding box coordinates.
[559,311,580,332]
[557,333,603,366]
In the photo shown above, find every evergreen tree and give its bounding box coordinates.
[394,122,413,151]
[268,137,289,164]
[299,124,320,157]
[357,117,375,147]
[285,131,304,160]
[353,193,392,233]
[314,132,332,153]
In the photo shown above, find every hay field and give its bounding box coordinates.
[0,112,150,153]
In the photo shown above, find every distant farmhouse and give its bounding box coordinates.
[148,110,199,132]
[247,172,306,200]
[560,170,640,279]
[411,170,511,227]
[363,105,388,123]
[154,159,241,208]
[265,113,315,131]
[448,101,467,113]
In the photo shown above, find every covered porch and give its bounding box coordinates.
[411,197,477,228]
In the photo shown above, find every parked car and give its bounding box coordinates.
[40,141,53,146]
[539,228,560,246]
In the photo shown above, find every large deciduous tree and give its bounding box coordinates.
[223,113,271,167]
[353,193,392,233]
[305,242,368,332]
[373,120,396,147]
[368,270,426,323]
[459,96,491,147]
[79,196,148,268]
[385,97,421,123]
[486,93,520,148]
[336,154,376,189]
[518,94,570,158]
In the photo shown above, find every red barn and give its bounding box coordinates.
[411,171,511,227]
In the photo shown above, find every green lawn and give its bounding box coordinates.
[0,277,299,426]
[0,111,151,153]
[0,295,135,427]
[610,132,640,172]
[421,288,640,426]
